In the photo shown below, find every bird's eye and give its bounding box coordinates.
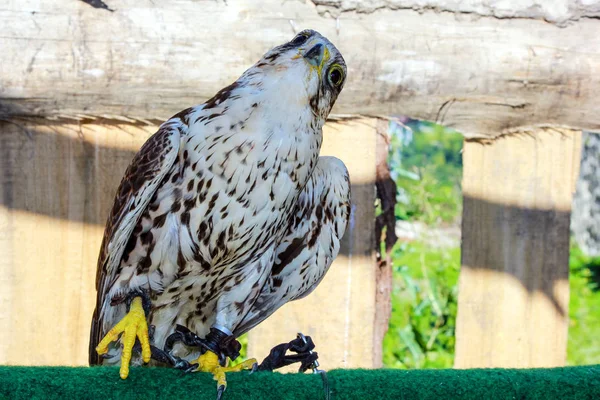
[328,65,345,87]
[291,33,309,46]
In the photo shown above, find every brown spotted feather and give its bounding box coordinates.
[89,29,349,366]
[89,122,182,364]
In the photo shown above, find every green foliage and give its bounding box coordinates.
[382,119,600,369]
[567,244,600,365]
[388,121,463,225]
[383,120,462,369]
[229,333,248,367]
[383,241,460,369]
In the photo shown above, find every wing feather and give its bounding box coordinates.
[89,120,182,364]
[233,157,350,336]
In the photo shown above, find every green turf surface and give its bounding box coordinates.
[1,365,599,399]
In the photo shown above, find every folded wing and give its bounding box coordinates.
[234,156,351,336]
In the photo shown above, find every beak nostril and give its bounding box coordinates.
[303,43,325,67]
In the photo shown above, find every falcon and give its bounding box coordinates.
[89,29,350,396]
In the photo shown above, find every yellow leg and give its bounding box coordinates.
[192,351,257,396]
[96,297,151,379]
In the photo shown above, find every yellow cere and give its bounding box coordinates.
[297,44,330,78]
[319,47,331,77]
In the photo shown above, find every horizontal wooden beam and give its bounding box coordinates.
[310,0,600,27]
[1,1,600,138]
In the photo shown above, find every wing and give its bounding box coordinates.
[89,119,183,364]
[233,156,351,337]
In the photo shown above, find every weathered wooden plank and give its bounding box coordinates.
[2,1,600,138]
[311,0,600,26]
[247,119,377,369]
[0,120,154,365]
[455,128,582,368]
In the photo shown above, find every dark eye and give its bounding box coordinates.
[291,33,309,46]
[328,65,344,87]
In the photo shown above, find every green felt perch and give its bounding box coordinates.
[1,365,599,400]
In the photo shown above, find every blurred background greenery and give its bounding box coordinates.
[381,120,600,369]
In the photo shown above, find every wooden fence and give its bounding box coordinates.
[1,0,599,368]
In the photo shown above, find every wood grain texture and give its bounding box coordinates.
[247,119,378,369]
[454,128,582,368]
[0,120,154,365]
[2,1,600,138]
[310,0,600,26]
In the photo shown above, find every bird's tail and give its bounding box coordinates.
[88,305,104,365]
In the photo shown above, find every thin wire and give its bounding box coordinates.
[318,370,331,400]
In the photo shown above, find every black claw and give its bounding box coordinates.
[148,345,174,365]
[100,352,116,360]
[249,362,259,375]
[173,359,192,370]
[164,324,241,368]
[216,385,226,400]
[183,363,199,373]
[147,344,198,372]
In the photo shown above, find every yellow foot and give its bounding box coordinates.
[192,351,257,399]
[95,297,151,379]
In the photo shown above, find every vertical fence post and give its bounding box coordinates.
[455,129,582,368]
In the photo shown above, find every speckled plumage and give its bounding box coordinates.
[89,30,350,366]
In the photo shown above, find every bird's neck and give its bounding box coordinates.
[221,79,323,187]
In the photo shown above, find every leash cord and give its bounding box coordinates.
[318,370,331,400]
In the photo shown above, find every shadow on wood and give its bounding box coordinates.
[455,129,581,369]
[456,196,572,368]
[461,196,570,316]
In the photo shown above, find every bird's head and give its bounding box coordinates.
[244,29,347,121]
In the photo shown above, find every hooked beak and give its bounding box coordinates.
[303,43,330,76]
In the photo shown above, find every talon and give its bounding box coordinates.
[249,362,259,375]
[95,297,151,379]
[213,367,227,388]
[184,363,199,373]
[216,385,226,400]
[190,351,257,398]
